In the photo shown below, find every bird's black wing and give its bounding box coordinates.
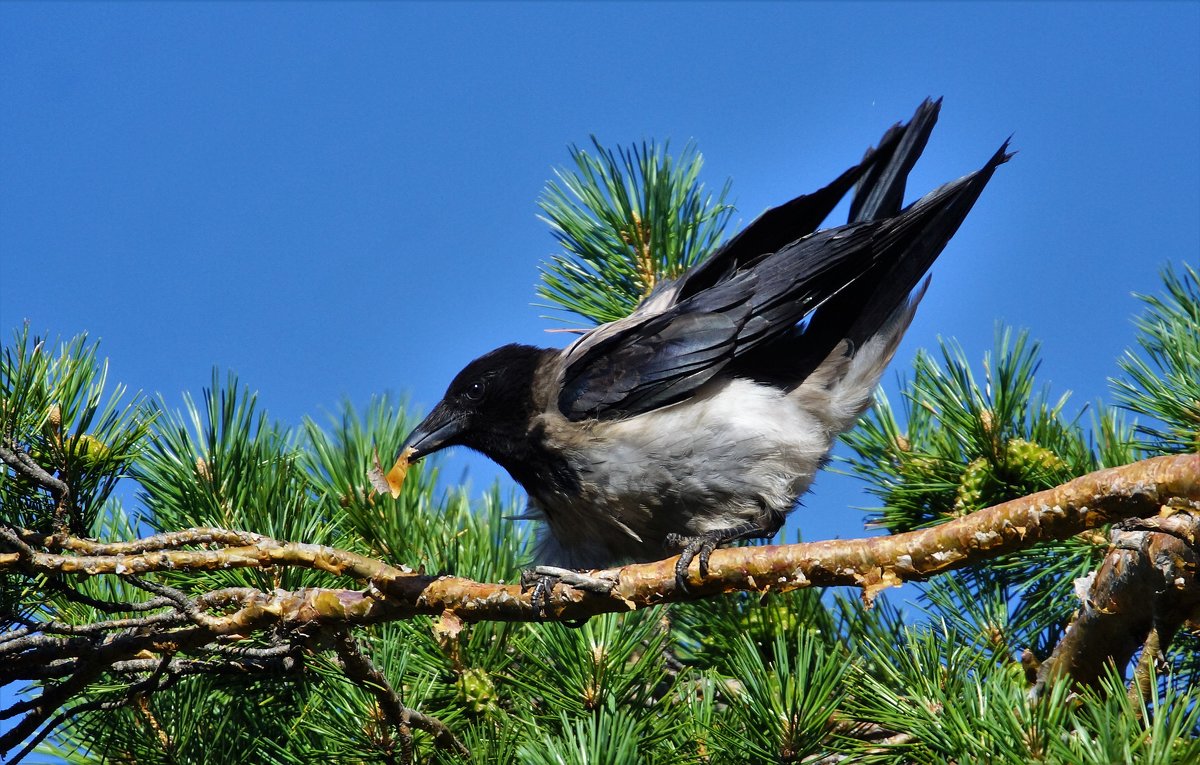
[732,98,943,385]
[557,310,745,419]
[556,223,875,420]
[554,105,934,420]
[556,142,1010,422]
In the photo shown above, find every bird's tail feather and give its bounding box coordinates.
[666,121,913,306]
[848,98,941,224]
[778,136,1010,394]
[782,99,946,379]
[843,140,1012,349]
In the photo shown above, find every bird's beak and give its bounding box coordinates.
[400,403,465,461]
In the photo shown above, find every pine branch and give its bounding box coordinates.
[4,455,1194,624]
[1,528,416,586]
[1034,510,1200,695]
[1112,263,1200,454]
[0,440,70,505]
[536,138,733,325]
[3,657,172,764]
[2,454,1196,758]
[0,455,1190,628]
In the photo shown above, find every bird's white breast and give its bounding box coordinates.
[528,376,838,566]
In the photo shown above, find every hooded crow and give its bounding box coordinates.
[401,99,1010,592]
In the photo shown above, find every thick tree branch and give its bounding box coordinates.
[1033,509,1200,695]
[1,531,415,586]
[2,454,1196,627]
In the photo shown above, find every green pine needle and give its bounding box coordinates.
[536,137,733,325]
[1112,262,1200,454]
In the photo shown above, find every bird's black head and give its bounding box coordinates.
[401,344,550,464]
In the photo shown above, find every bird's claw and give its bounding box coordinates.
[666,524,771,592]
[520,569,556,620]
[520,565,616,627]
[665,533,719,592]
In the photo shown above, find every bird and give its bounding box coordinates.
[399,99,1010,594]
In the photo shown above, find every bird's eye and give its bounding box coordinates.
[464,380,486,402]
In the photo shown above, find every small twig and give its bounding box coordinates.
[0,441,70,500]
[124,576,222,630]
[108,653,300,678]
[0,623,35,647]
[208,641,299,661]
[1127,623,1167,715]
[0,440,74,532]
[0,650,109,756]
[333,631,469,761]
[333,631,410,763]
[0,633,88,670]
[5,655,173,763]
[1,624,209,684]
[6,695,110,764]
[0,535,417,589]
[3,609,187,641]
[0,524,36,559]
[134,692,172,752]
[807,731,916,764]
[42,575,175,613]
[20,526,273,555]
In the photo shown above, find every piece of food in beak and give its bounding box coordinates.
[368,446,417,499]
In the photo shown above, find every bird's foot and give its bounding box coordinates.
[665,524,772,592]
[520,566,617,627]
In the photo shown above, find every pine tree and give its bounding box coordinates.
[2,141,1197,764]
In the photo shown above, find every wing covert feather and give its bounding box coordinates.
[558,311,742,420]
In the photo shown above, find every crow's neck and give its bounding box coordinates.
[481,428,582,510]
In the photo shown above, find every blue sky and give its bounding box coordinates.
[1,2,1198,753]
[3,0,1199,558]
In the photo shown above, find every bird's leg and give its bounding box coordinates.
[520,565,618,626]
[665,523,775,591]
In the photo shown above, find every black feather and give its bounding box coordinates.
[559,311,742,419]
[558,129,1010,416]
[848,98,941,223]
